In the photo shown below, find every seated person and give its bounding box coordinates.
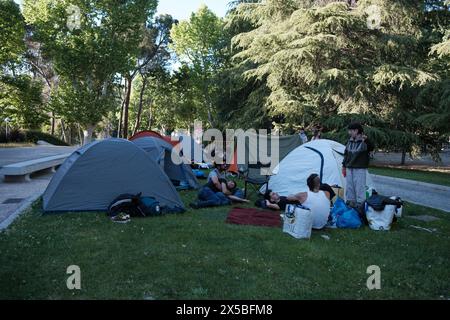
[264,174,331,229]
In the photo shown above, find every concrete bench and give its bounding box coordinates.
[0,153,70,182]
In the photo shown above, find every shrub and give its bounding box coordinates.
[0,129,69,146]
[23,130,69,146]
[0,128,25,143]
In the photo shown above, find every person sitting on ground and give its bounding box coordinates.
[264,174,331,229]
[190,163,249,208]
[190,179,249,209]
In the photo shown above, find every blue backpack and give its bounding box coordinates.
[331,198,362,229]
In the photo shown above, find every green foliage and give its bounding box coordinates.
[23,129,69,146]
[170,5,229,126]
[228,0,449,155]
[0,74,47,129]
[0,0,25,67]
[0,128,69,145]
[22,0,157,138]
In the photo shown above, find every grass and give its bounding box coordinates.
[0,186,449,300]
[369,166,450,187]
[0,142,35,148]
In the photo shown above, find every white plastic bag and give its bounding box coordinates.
[366,204,396,231]
[283,204,313,239]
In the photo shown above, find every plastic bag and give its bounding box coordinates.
[331,198,362,229]
[283,204,313,239]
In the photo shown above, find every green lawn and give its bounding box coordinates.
[0,188,449,300]
[369,166,450,187]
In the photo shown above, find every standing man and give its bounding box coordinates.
[311,125,322,140]
[342,122,374,210]
[299,127,309,144]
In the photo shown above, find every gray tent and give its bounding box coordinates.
[131,136,199,189]
[42,138,184,212]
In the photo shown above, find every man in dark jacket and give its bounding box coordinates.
[342,122,374,207]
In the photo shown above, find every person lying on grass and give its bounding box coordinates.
[264,174,332,229]
[190,163,249,209]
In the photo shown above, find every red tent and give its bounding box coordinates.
[129,130,180,147]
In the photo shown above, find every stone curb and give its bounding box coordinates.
[0,192,43,231]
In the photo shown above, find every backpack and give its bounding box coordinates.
[108,193,161,217]
[138,196,162,216]
[366,191,403,211]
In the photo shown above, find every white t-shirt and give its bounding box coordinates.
[207,169,225,183]
[302,190,330,229]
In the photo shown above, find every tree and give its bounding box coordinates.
[0,0,25,68]
[23,0,157,144]
[170,5,228,127]
[0,0,46,130]
[231,0,441,161]
[0,74,46,129]
[415,0,450,160]
[129,14,175,137]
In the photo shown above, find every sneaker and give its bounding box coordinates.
[189,202,200,209]
[111,213,131,223]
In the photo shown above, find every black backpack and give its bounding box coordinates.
[367,193,403,211]
[107,193,161,217]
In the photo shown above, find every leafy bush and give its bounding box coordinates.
[0,128,25,143]
[23,130,69,146]
[0,129,69,146]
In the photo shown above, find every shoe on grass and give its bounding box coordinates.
[111,213,131,223]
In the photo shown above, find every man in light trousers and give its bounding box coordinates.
[342,122,374,212]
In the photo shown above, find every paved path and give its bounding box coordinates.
[0,145,77,166]
[372,175,450,212]
[0,145,77,230]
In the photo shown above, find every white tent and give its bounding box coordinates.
[263,139,375,197]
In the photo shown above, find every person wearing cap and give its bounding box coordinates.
[342,122,374,209]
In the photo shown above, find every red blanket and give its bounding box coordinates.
[226,207,282,228]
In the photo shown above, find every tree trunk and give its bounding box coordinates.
[82,124,95,145]
[118,100,124,138]
[68,125,72,145]
[122,76,133,139]
[77,124,83,145]
[51,112,56,135]
[60,119,68,143]
[148,101,153,129]
[132,77,148,136]
[401,150,406,165]
[117,78,128,138]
